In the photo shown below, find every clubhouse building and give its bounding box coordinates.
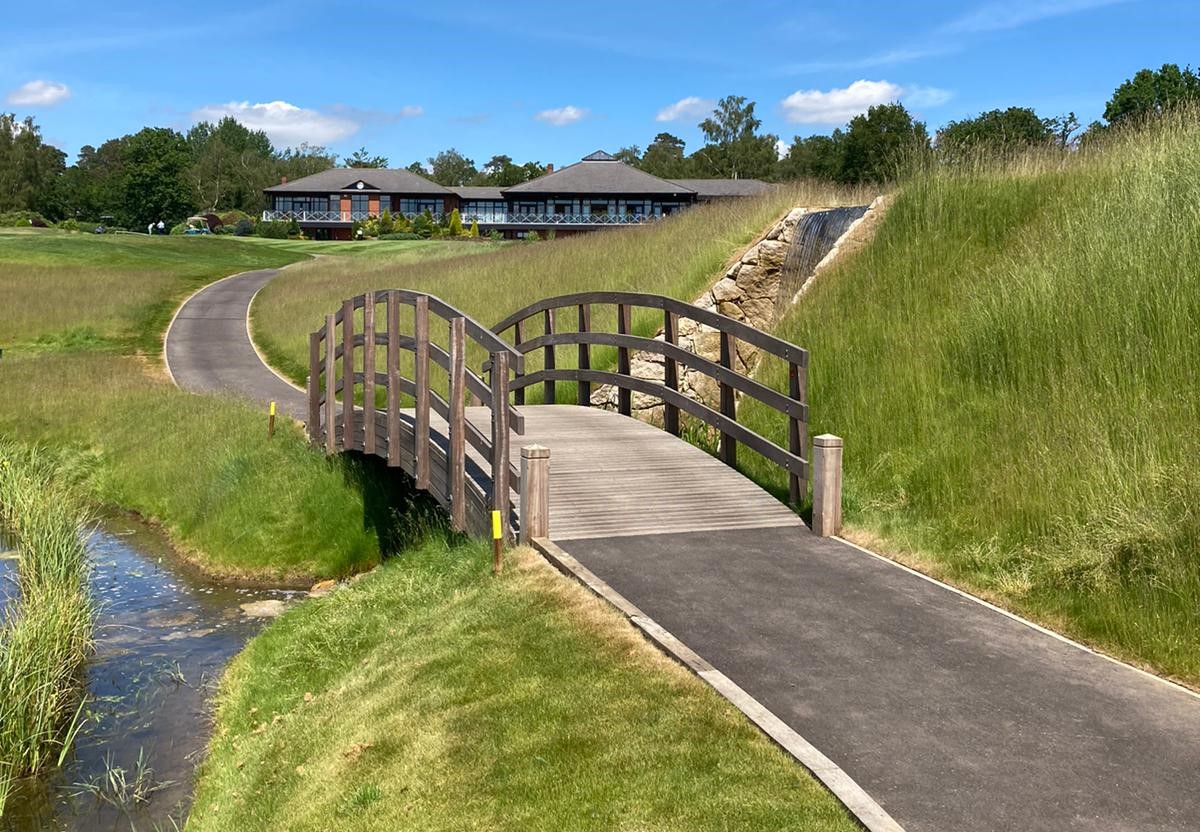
[262,150,773,240]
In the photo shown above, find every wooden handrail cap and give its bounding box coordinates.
[521,444,551,459]
[813,434,843,448]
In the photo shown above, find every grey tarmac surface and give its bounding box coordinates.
[165,269,307,420]
[558,526,1200,832]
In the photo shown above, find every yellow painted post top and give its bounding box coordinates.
[491,510,501,540]
[269,401,277,417]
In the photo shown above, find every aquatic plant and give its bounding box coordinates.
[0,442,94,791]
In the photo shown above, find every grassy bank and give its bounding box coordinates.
[252,184,872,386]
[0,352,387,582]
[0,229,304,356]
[0,443,93,804]
[740,115,1200,683]
[189,536,857,832]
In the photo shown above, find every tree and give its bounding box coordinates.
[0,113,67,218]
[120,127,194,227]
[186,116,275,213]
[614,145,641,166]
[778,132,845,181]
[276,143,337,180]
[639,133,690,179]
[448,208,463,236]
[427,148,478,186]
[61,138,126,221]
[692,95,779,179]
[840,103,929,184]
[406,160,430,176]
[346,146,389,168]
[936,107,1053,158]
[1104,64,1200,124]
[1046,112,1081,148]
[476,155,545,186]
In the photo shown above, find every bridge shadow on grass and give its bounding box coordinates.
[339,451,456,559]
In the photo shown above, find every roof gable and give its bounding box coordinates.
[504,151,695,196]
[264,167,452,195]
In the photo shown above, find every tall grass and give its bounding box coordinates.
[740,112,1200,682]
[253,183,874,386]
[0,442,93,798]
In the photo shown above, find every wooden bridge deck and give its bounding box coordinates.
[347,404,803,542]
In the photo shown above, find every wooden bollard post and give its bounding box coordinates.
[491,510,503,575]
[519,445,550,544]
[812,434,843,537]
[267,401,276,439]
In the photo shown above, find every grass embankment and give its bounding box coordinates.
[741,115,1200,684]
[252,184,871,389]
[0,231,458,580]
[189,537,857,832]
[0,443,92,809]
[0,230,304,356]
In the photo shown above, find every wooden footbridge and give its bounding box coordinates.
[307,290,823,543]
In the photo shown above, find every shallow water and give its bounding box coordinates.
[1,519,299,830]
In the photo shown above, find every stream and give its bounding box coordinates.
[1,519,299,830]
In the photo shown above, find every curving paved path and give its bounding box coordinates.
[166,268,1200,832]
[165,269,307,420]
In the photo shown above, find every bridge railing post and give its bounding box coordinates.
[308,331,321,447]
[616,302,632,416]
[414,295,430,489]
[448,317,467,532]
[491,351,511,542]
[576,303,591,406]
[718,331,737,467]
[542,308,556,405]
[512,319,526,406]
[519,445,550,544]
[386,291,401,467]
[341,298,356,451]
[787,358,807,507]
[363,291,376,456]
[663,310,680,436]
[324,313,336,455]
[812,434,843,537]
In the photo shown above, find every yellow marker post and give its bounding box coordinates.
[268,400,277,439]
[491,510,502,575]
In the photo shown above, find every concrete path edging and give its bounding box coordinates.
[531,537,906,832]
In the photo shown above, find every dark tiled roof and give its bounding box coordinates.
[453,186,505,200]
[264,168,451,195]
[506,153,695,196]
[668,179,777,198]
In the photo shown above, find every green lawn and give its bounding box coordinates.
[740,115,1200,685]
[188,540,858,832]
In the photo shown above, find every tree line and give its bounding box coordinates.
[1,62,1194,228]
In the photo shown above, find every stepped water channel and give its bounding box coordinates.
[0,520,298,830]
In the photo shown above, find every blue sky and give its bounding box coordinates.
[2,0,1196,166]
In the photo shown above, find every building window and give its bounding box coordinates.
[553,202,571,215]
[350,194,370,215]
[397,198,441,215]
[379,195,391,214]
[590,202,609,216]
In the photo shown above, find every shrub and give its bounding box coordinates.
[56,218,80,232]
[218,209,254,228]
[468,220,479,238]
[378,232,422,240]
[169,222,188,236]
[287,218,301,237]
[0,211,48,228]
[256,221,290,239]
[524,231,541,242]
[448,208,463,236]
[488,230,505,242]
[379,209,395,236]
[234,218,254,237]
[411,213,434,239]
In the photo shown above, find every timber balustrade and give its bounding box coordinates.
[308,290,525,540]
[491,291,812,507]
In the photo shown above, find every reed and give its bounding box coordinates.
[0,442,93,793]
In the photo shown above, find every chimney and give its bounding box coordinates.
[545,163,554,173]
[280,175,288,185]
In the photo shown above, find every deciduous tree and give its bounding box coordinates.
[1104,64,1200,124]
[840,103,929,184]
[428,148,478,186]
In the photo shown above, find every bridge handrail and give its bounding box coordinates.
[309,289,524,539]
[492,291,811,507]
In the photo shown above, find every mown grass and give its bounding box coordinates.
[0,353,387,582]
[252,184,873,389]
[0,229,305,356]
[0,442,93,802]
[740,113,1200,684]
[229,235,506,259]
[188,537,858,832]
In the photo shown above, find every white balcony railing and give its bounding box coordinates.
[263,210,664,227]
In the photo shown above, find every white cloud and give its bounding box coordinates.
[6,80,70,107]
[656,96,715,122]
[191,100,358,147]
[781,80,903,124]
[534,105,588,126]
[780,79,953,124]
[905,85,954,108]
[943,0,1127,33]
[398,105,424,118]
